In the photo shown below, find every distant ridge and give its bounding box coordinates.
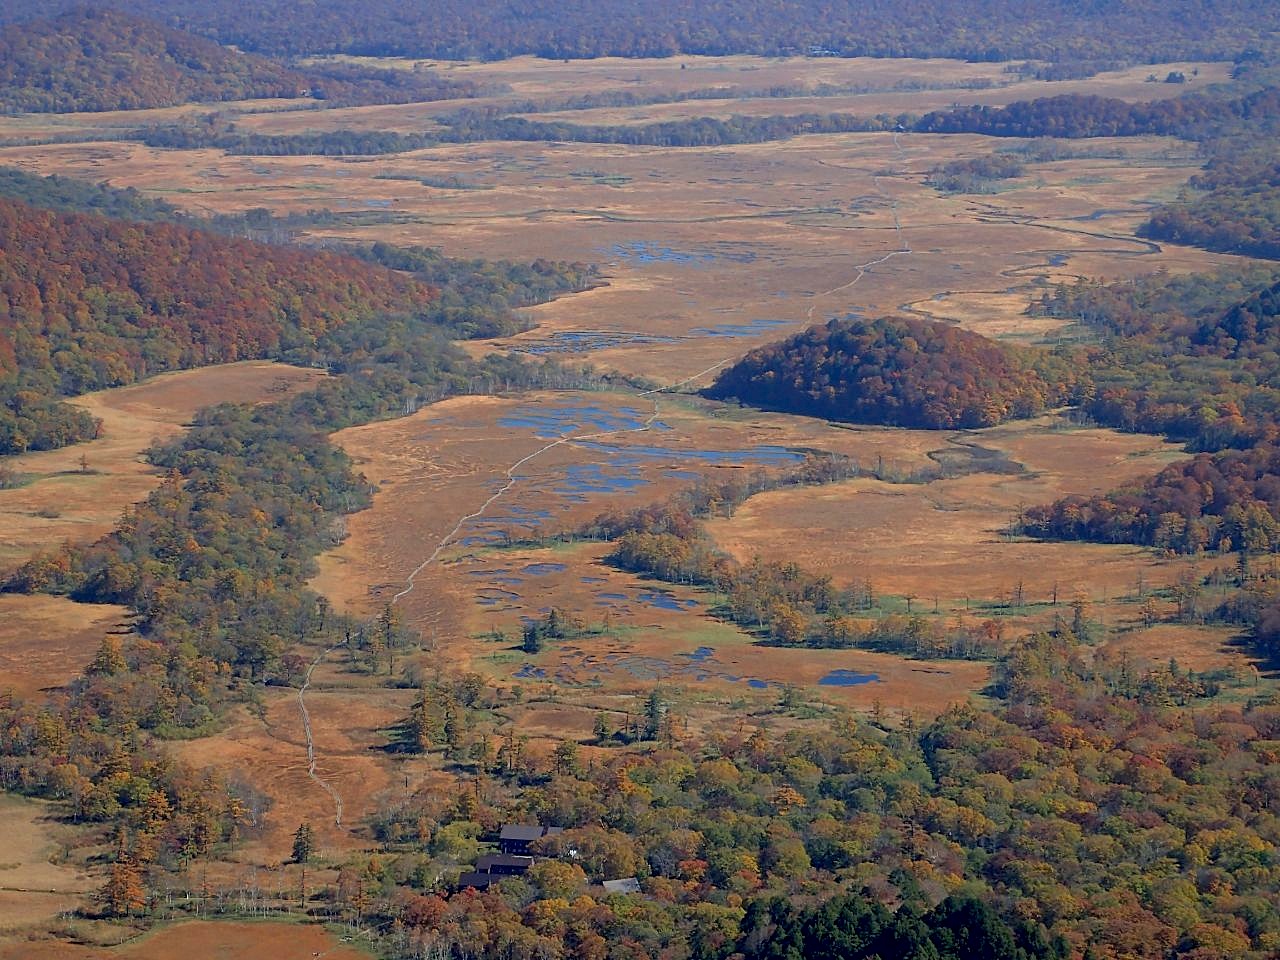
[0,0,1274,63]
[0,7,308,112]
[0,7,479,114]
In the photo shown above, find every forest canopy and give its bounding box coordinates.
[0,196,436,452]
[0,8,480,114]
[705,315,1072,429]
[0,0,1273,64]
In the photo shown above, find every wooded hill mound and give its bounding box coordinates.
[705,315,1071,429]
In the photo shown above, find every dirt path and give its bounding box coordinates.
[806,128,912,320]
[297,640,347,827]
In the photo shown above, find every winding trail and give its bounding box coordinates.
[297,638,346,827]
[389,357,734,612]
[805,128,912,320]
[897,198,1166,331]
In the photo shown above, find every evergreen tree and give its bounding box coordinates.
[292,821,315,864]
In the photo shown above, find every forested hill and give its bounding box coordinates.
[0,196,434,453]
[0,8,307,112]
[704,315,1072,429]
[1198,277,1280,356]
[0,0,1274,63]
[0,9,478,114]
[1141,157,1280,261]
[0,165,185,221]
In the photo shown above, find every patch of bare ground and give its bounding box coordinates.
[0,795,96,934]
[0,595,130,699]
[0,920,372,960]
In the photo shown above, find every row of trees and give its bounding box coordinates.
[586,497,990,654]
[916,86,1280,143]
[138,110,900,156]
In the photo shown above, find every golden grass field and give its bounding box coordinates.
[0,920,373,960]
[705,414,1191,604]
[0,54,1272,940]
[0,796,97,935]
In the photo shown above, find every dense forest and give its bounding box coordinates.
[915,86,1280,142]
[1022,446,1280,554]
[705,316,1074,429]
[1030,272,1280,452]
[1141,156,1280,260]
[0,0,1273,64]
[1020,271,1280,625]
[0,9,480,114]
[0,196,435,453]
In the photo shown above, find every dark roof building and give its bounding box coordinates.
[476,853,534,875]
[457,871,499,891]
[498,823,563,854]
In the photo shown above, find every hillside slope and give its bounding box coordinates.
[0,8,478,113]
[0,196,435,452]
